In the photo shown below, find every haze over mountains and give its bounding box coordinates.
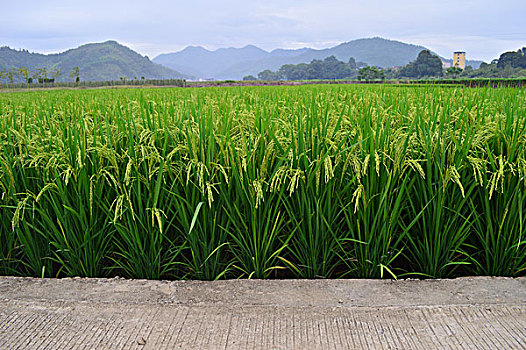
[154,37,482,80]
[0,38,483,82]
[0,41,188,82]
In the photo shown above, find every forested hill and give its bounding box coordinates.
[0,41,189,82]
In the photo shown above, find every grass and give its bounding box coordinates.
[0,84,525,279]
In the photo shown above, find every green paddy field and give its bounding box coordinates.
[1,84,525,279]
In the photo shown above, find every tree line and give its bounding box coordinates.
[245,56,369,81]
[246,47,526,81]
[243,56,366,81]
[0,67,189,89]
[0,66,80,88]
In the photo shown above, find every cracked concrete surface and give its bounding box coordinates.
[0,277,525,349]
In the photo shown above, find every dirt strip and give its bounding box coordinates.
[0,277,524,349]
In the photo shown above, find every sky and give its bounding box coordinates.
[1,0,525,62]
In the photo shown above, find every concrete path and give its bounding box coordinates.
[0,277,525,349]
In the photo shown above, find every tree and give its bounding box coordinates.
[461,65,473,77]
[242,75,257,81]
[348,57,357,70]
[51,69,61,85]
[497,48,526,69]
[7,68,16,88]
[445,67,463,78]
[319,56,353,79]
[18,67,31,87]
[358,66,385,80]
[399,50,443,78]
[279,63,309,80]
[306,59,323,79]
[258,69,281,81]
[32,70,40,86]
[37,68,48,87]
[356,61,368,68]
[0,69,5,89]
[479,62,491,70]
[70,67,80,84]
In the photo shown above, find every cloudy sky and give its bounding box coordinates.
[1,0,525,61]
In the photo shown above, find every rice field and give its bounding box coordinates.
[1,84,525,279]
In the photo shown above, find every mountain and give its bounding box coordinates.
[154,37,481,80]
[154,45,270,79]
[0,41,189,81]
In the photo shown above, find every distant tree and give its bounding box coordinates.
[18,67,31,86]
[382,67,400,79]
[51,69,61,86]
[356,61,368,68]
[7,68,16,88]
[461,65,473,77]
[358,66,385,80]
[37,68,48,87]
[242,75,257,81]
[306,59,323,79]
[445,67,463,78]
[478,62,491,70]
[399,63,416,77]
[32,70,40,86]
[399,50,443,78]
[0,69,5,88]
[471,61,499,77]
[258,69,281,81]
[319,56,353,79]
[500,64,515,78]
[348,57,357,70]
[497,48,526,69]
[279,63,309,80]
[70,67,80,84]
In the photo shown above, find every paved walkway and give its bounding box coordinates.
[0,277,525,349]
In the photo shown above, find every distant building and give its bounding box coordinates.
[453,52,466,70]
[442,60,451,69]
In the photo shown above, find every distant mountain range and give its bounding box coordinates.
[154,37,483,80]
[0,41,188,81]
